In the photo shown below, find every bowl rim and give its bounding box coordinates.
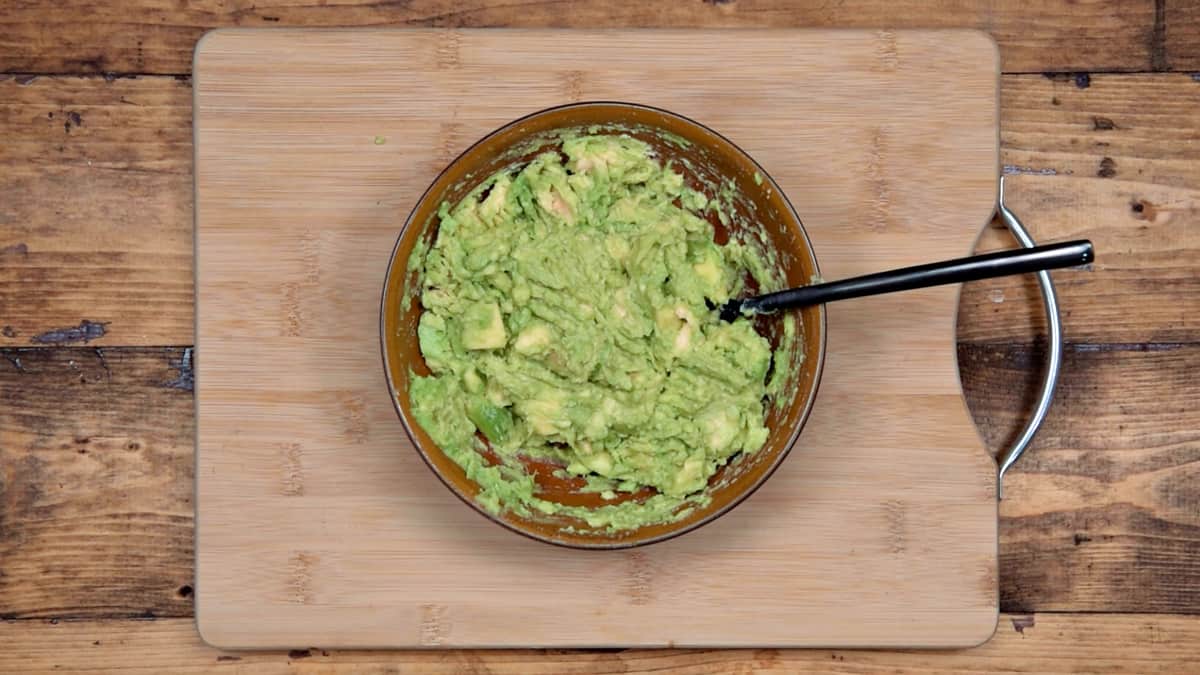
[380,100,827,549]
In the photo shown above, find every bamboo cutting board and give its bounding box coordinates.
[194,28,1000,649]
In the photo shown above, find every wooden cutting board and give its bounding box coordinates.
[194,28,1000,649]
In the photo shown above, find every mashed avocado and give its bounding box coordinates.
[408,132,780,531]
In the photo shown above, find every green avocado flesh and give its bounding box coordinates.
[408,132,785,532]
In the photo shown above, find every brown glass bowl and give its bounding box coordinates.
[381,102,825,549]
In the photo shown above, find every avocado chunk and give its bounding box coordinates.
[461,302,507,350]
[466,396,513,444]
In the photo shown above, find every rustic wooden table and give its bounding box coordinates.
[2,2,1198,672]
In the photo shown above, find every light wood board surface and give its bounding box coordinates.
[194,28,1000,649]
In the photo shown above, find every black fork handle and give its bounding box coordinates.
[740,239,1094,316]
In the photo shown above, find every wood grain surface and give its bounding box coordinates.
[962,74,1200,344]
[961,342,1200,613]
[0,76,194,347]
[194,28,999,649]
[0,347,195,620]
[3,0,1194,75]
[7,73,1198,347]
[4,344,1197,621]
[3,613,1200,674]
[2,1,1198,670]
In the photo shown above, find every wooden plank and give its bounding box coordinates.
[956,73,1200,344]
[961,341,1200,614]
[0,342,1195,619]
[957,176,1199,344]
[1165,1,1200,70]
[0,75,194,347]
[0,1,1167,76]
[2,614,1200,673]
[4,73,1197,348]
[0,347,195,619]
[1002,73,1200,189]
